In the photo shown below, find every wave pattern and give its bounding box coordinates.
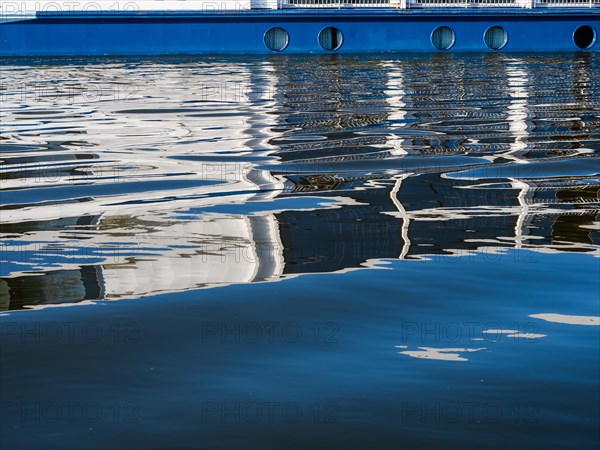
[1,54,599,310]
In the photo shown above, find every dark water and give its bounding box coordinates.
[0,54,599,449]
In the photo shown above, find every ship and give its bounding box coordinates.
[0,0,598,55]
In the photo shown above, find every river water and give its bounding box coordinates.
[1,54,599,449]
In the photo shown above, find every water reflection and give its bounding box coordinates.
[1,54,598,310]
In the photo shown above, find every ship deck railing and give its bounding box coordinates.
[282,0,599,7]
[0,0,598,16]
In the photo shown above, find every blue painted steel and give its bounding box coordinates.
[0,9,598,55]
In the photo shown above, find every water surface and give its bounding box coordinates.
[0,54,599,449]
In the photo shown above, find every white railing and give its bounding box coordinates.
[409,0,520,7]
[285,0,393,6]
[282,0,598,6]
[0,0,597,13]
[535,0,597,5]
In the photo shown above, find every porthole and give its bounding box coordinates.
[431,26,456,51]
[318,27,343,51]
[573,25,596,49]
[264,27,289,52]
[484,25,508,50]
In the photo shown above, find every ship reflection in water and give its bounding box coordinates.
[0,53,599,450]
[1,54,598,310]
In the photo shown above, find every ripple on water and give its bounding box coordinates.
[0,54,598,308]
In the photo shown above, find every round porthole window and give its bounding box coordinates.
[431,26,456,51]
[264,27,289,52]
[318,27,343,51]
[484,25,508,50]
[573,25,596,49]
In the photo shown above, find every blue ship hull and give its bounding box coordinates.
[1,9,598,55]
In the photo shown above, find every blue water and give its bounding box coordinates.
[0,54,599,449]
